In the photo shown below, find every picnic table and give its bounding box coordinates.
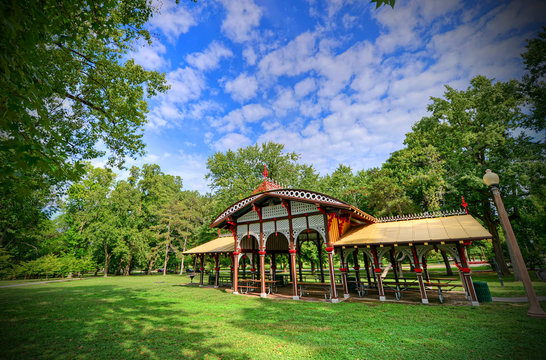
[290,281,343,300]
[237,279,278,294]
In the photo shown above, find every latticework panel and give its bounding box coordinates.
[238,210,259,222]
[291,201,317,216]
[262,204,288,220]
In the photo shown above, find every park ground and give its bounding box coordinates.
[1,270,545,360]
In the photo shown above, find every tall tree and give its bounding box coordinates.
[404,76,543,276]
[206,142,303,214]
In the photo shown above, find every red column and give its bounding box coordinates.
[352,250,362,293]
[411,246,428,304]
[289,248,299,299]
[233,251,240,294]
[372,247,385,301]
[199,254,205,287]
[259,250,267,297]
[326,247,338,302]
[339,250,350,298]
[214,253,220,288]
[457,243,479,306]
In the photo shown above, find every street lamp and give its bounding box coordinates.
[483,169,545,318]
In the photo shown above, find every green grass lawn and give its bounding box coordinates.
[1,275,545,360]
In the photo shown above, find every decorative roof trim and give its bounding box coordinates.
[210,189,375,228]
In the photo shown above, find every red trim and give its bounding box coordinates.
[250,268,256,272]
[374,268,382,273]
[271,266,277,270]
[339,268,348,272]
[259,250,266,255]
[414,268,423,273]
[325,247,334,252]
[463,241,472,246]
[353,266,360,270]
[461,267,471,273]
[215,267,220,271]
[199,267,205,271]
[233,251,240,256]
[288,249,297,254]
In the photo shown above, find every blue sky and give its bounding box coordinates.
[101,0,545,193]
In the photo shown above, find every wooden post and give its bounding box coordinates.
[323,211,338,303]
[233,252,240,294]
[457,242,479,306]
[353,249,362,292]
[363,252,372,286]
[422,255,430,282]
[271,253,276,281]
[214,253,220,288]
[286,201,299,300]
[297,242,303,282]
[199,254,205,287]
[339,249,350,298]
[317,239,325,283]
[411,245,428,304]
[372,247,385,301]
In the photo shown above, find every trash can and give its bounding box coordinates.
[473,281,492,303]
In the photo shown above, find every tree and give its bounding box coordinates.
[521,26,546,132]
[0,1,169,268]
[63,164,116,276]
[404,76,543,276]
[206,142,303,214]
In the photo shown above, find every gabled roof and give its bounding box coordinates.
[210,188,376,228]
[183,236,234,255]
[334,214,492,247]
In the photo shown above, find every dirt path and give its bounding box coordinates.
[492,296,546,303]
[0,278,85,289]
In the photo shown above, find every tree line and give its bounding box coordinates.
[0,0,543,279]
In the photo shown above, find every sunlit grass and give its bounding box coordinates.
[0,275,545,359]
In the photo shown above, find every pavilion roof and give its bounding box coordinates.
[183,236,234,255]
[210,188,376,228]
[334,215,492,247]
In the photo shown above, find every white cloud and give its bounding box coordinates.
[165,67,205,104]
[224,73,259,102]
[213,104,271,133]
[219,0,263,43]
[149,1,197,43]
[130,41,167,70]
[186,41,233,71]
[212,133,252,152]
[258,32,317,78]
[243,47,258,65]
[294,77,316,98]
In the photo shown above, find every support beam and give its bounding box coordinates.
[214,254,220,288]
[353,250,362,293]
[339,249,350,298]
[372,247,385,301]
[411,246,428,304]
[363,252,372,286]
[199,254,205,287]
[326,246,338,302]
[457,243,479,306]
[317,239,325,283]
[233,252,240,294]
[286,201,299,300]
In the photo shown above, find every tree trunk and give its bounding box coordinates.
[483,203,511,275]
[179,236,188,275]
[440,250,454,276]
[310,261,315,275]
[163,241,169,276]
[123,253,132,276]
[115,258,122,276]
[163,221,171,276]
[104,241,110,277]
[147,258,155,275]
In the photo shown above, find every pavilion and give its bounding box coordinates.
[184,172,491,306]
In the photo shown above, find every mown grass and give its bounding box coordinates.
[1,275,545,360]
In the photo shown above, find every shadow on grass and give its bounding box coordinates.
[0,282,242,360]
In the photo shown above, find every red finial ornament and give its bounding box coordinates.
[263,164,268,179]
[461,196,468,214]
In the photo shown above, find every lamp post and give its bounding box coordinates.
[483,169,545,318]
